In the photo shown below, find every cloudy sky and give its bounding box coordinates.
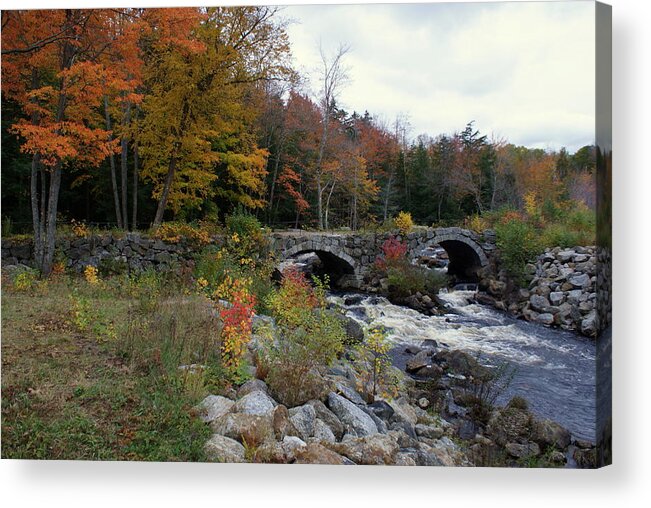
[281,1,595,152]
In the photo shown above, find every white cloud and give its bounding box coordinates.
[282,1,595,151]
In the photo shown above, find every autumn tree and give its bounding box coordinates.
[314,43,350,229]
[2,9,123,275]
[138,6,292,226]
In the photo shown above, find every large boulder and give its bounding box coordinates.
[294,443,347,465]
[211,413,274,445]
[307,399,344,440]
[281,435,307,462]
[435,350,492,380]
[417,437,469,467]
[312,419,336,443]
[194,395,234,423]
[272,405,300,440]
[327,392,378,437]
[232,390,276,416]
[530,418,571,449]
[406,350,431,373]
[530,294,551,313]
[236,379,269,399]
[289,404,317,441]
[204,434,246,463]
[505,442,540,459]
[326,432,401,465]
[486,407,533,446]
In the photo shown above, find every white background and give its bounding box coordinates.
[1,1,649,506]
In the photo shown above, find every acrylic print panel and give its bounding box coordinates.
[0,1,611,468]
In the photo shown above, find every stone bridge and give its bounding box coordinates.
[269,227,496,288]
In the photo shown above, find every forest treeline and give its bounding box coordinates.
[1,7,596,274]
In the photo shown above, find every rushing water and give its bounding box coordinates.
[329,290,597,442]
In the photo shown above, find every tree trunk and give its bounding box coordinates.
[267,138,284,224]
[30,153,44,268]
[104,96,123,228]
[324,181,336,230]
[42,163,62,276]
[153,155,177,228]
[132,143,139,230]
[383,169,394,221]
[120,102,131,229]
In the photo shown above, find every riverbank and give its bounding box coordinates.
[195,300,597,467]
[477,246,600,338]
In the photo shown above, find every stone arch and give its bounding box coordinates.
[280,241,359,287]
[412,233,488,281]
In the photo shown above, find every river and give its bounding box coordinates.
[328,289,597,442]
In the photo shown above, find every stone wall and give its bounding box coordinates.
[479,246,598,337]
[1,233,220,273]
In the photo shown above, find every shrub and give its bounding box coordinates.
[152,221,211,246]
[394,211,414,235]
[262,269,345,406]
[12,269,39,292]
[84,265,100,285]
[495,218,541,284]
[387,263,446,298]
[353,326,400,403]
[219,290,256,381]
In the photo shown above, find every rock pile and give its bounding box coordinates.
[195,332,594,467]
[479,246,599,337]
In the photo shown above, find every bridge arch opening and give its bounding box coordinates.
[413,238,487,283]
[278,245,358,289]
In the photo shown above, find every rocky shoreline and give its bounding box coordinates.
[194,312,597,467]
[477,246,599,338]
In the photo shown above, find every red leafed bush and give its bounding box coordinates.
[220,290,256,377]
[374,236,407,270]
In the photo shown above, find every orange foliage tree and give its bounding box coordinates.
[2,9,125,274]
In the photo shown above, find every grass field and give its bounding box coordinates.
[1,271,219,461]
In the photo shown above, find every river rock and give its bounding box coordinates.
[435,350,492,380]
[368,400,395,421]
[581,311,598,337]
[415,423,444,440]
[326,432,400,465]
[253,441,286,463]
[195,395,234,423]
[549,291,565,306]
[236,379,269,399]
[486,407,533,446]
[395,452,418,466]
[312,418,337,443]
[294,443,347,465]
[281,435,307,461]
[307,399,345,440]
[289,404,317,440]
[204,434,246,463]
[535,313,555,326]
[505,442,540,459]
[211,413,274,444]
[531,418,571,449]
[333,379,366,405]
[557,250,576,263]
[418,436,468,466]
[406,350,431,373]
[387,397,419,427]
[327,392,378,437]
[272,405,300,440]
[573,447,597,468]
[232,390,276,416]
[530,294,550,312]
[569,273,590,288]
